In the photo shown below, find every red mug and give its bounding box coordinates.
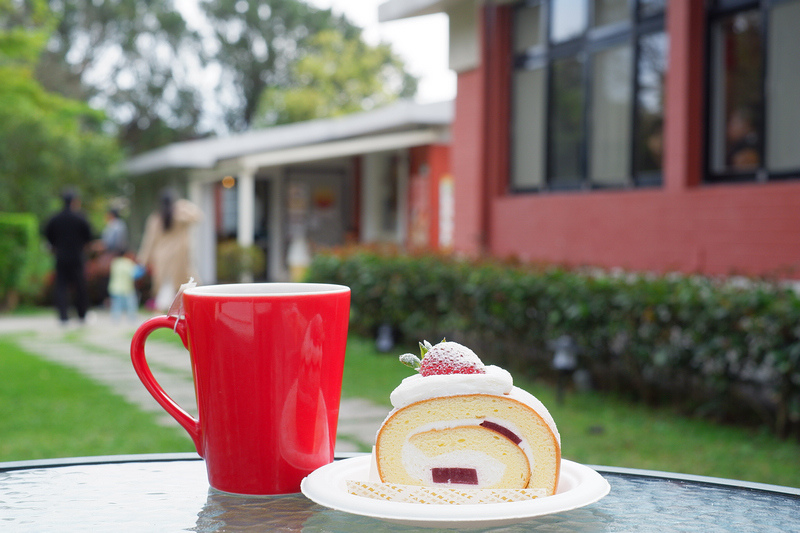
[130,283,350,495]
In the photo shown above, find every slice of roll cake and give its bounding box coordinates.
[375,341,561,495]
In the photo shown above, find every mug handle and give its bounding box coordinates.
[130,315,202,455]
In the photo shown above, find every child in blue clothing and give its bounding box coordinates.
[108,249,144,323]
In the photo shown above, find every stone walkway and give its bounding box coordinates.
[0,311,385,453]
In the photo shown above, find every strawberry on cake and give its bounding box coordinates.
[374,340,561,495]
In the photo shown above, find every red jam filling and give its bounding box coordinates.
[431,467,479,485]
[480,420,522,444]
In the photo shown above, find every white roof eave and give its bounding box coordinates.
[125,100,453,176]
[378,0,518,22]
[378,0,453,21]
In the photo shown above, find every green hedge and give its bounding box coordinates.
[216,240,267,282]
[306,249,800,439]
[0,212,50,308]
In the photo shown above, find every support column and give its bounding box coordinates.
[188,179,215,284]
[236,169,256,282]
[361,153,381,243]
[269,172,286,281]
[664,0,705,191]
[396,150,409,245]
[237,169,256,247]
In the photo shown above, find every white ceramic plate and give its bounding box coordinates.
[301,456,610,529]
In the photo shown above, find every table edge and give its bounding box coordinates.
[589,464,800,497]
[1,453,797,497]
[0,452,366,473]
[0,452,202,472]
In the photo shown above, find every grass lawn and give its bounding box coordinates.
[0,337,194,462]
[342,336,800,488]
[2,325,798,489]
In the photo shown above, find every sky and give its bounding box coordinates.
[173,0,455,132]
[305,0,456,104]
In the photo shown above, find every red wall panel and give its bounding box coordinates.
[407,144,451,249]
[427,144,450,248]
[452,67,486,255]
[451,0,800,278]
[490,183,800,277]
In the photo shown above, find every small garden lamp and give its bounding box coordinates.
[550,334,579,404]
[376,323,395,353]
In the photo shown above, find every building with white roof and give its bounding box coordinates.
[125,99,453,283]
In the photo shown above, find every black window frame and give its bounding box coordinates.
[704,0,800,184]
[509,0,668,194]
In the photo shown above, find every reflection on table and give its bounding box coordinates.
[0,453,798,532]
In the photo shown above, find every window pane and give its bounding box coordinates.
[639,0,667,18]
[766,0,800,171]
[551,0,588,43]
[709,10,764,173]
[514,4,543,53]
[594,0,629,27]
[549,55,585,186]
[512,69,547,189]
[591,44,632,186]
[635,31,668,176]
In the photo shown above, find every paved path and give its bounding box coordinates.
[0,311,385,453]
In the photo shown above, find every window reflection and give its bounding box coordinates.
[707,0,800,181]
[550,0,588,42]
[594,0,630,27]
[511,0,668,191]
[712,10,763,171]
[549,55,585,187]
[639,0,667,18]
[710,10,763,173]
[512,69,547,189]
[591,45,632,186]
[766,1,800,171]
[635,32,668,177]
[514,4,543,53]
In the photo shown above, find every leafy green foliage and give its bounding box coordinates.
[0,1,123,221]
[0,219,29,305]
[307,249,800,439]
[31,0,419,153]
[254,29,417,127]
[202,0,363,130]
[0,213,50,307]
[215,240,267,282]
[35,0,204,153]
[0,0,52,62]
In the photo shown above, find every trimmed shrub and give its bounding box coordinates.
[306,248,800,439]
[0,212,50,308]
[216,240,267,282]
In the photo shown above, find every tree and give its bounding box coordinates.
[0,0,51,62]
[201,0,415,131]
[33,0,419,151]
[254,28,417,127]
[35,0,206,153]
[0,0,121,221]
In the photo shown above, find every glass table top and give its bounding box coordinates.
[1,454,798,532]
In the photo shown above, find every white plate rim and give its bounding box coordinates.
[301,456,610,527]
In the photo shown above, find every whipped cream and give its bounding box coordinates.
[389,365,513,409]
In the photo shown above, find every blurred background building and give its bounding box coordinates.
[127,0,800,281]
[126,100,452,282]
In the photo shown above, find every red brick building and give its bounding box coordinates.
[381,0,800,278]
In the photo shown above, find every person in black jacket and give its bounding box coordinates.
[44,188,94,325]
